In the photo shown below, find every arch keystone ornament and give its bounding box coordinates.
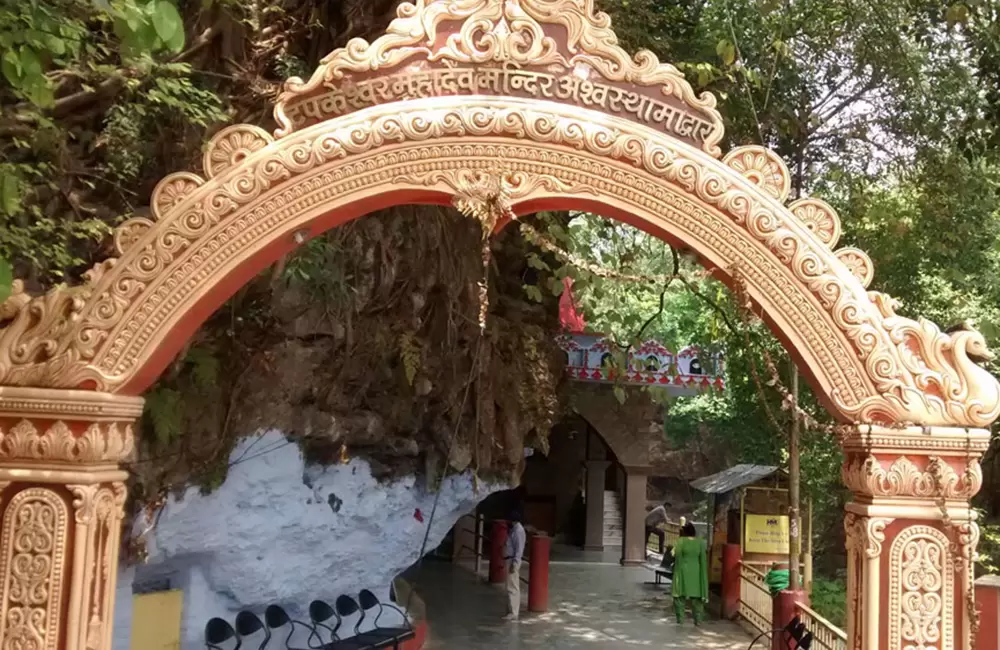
[0,1,995,648]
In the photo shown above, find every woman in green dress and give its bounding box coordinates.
[671,522,708,625]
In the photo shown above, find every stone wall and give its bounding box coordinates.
[113,430,505,650]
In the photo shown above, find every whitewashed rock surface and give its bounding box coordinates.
[113,430,504,650]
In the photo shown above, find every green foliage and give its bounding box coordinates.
[0,0,185,109]
[0,164,23,215]
[98,63,227,184]
[144,387,183,445]
[283,237,353,304]
[0,256,11,302]
[0,0,224,285]
[810,577,847,628]
[399,332,422,386]
[197,462,229,495]
[184,346,220,392]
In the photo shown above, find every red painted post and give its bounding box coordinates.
[721,544,741,620]
[489,520,509,584]
[976,576,1000,650]
[528,534,552,613]
[772,589,809,650]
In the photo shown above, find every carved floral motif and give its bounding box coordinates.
[842,454,982,499]
[0,420,135,463]
[836,247,874,288]
[405,167,587,230]
[151,172,204,220]
[203,125,273,179]
[722,145,791,202]
[889,526,953,650]
[789,198,841,248]
[0,488,69,650]
[112,217,154,256]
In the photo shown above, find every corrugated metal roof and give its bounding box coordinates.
[689,464,780,494]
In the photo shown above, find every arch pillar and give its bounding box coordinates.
[0,387,142,650]
[841,425,988,650]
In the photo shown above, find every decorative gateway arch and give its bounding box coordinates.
[0,1,997,648]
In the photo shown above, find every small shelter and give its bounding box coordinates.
[690,464,812,590]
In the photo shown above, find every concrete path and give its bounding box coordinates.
[407,547,751,649]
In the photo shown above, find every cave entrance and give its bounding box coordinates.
[0,1,995,649]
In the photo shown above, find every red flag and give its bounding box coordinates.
[559,277,587,333]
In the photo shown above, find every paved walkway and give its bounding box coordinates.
[407,546,751,649]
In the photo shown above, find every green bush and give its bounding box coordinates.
[810,576,846,629]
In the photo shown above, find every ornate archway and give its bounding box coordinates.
[0,1,994,648]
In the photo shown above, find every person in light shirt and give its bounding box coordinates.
[645,502,669,554]
[502,508,526,621]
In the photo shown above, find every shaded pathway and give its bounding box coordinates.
[408,548,751,649]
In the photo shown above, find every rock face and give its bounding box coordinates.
[113,431,505,650]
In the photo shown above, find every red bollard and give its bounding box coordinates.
[528,534,551,612]
[721,544,741,620]
[489,520,509,584]
[772,589,809,650]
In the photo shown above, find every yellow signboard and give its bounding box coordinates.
[745,514,789,554]
[131,590,183,650]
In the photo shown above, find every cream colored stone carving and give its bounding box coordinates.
[0,487,69,650]
[273,0,725,154]
[836,247,874,288]
[789,198,841,248]
[948,520,980,572]
[0,280,30,322]
[840,425,991,455]
[844,513,891,558]
[405,167,588,229]
[722,145,791,202]
[0,4,995,431]
[889,526,953,650]
[151,172,205,220]
[0,420,134,463]
[842,454,982,499]
[203,124,273,179]
[113,217,154,256]
[67,482,127,650]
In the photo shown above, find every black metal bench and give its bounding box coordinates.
[204,591,415,650]
[643,545,674,589]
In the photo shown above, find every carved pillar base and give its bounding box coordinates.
[841,425,988,650]
[0,387,142,650]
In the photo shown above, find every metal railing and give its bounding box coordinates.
[736,562,847,649]
[454,513,486,576]
[738,563,772,636]
[644,519,709,554]
[795,602,847,650]
[453,513,530,583]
